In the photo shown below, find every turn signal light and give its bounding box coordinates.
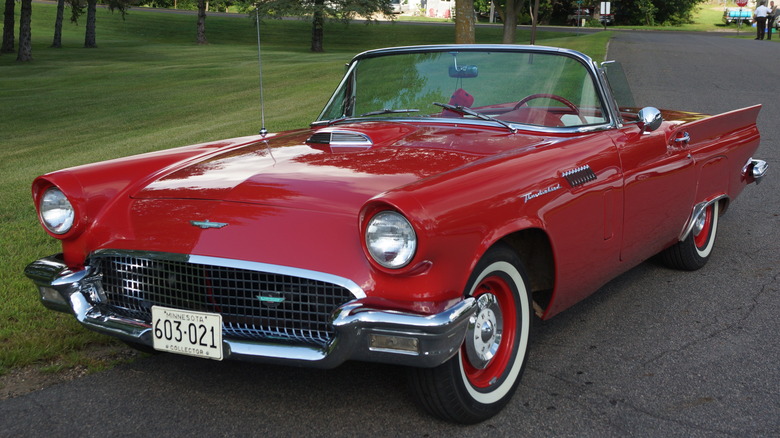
[369,334,420,355]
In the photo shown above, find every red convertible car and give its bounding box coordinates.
[25,45,767,423]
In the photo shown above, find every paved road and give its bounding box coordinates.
[2,32,778,437]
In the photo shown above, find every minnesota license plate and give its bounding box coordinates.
[151,306,223,360]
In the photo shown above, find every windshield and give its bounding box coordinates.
[317,49,610,129]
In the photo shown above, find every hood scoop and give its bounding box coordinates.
[307,130,373,150]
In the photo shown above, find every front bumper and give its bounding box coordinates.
[24,254,476,369]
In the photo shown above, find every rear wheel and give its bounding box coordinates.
[660,201,719,271]
[408,244,532,424]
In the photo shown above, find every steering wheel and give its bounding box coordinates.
[513,93,588,125]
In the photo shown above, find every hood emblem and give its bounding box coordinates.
[257,293,285,306]
[190,220,229,229]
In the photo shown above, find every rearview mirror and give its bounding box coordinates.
[449,65,478,78]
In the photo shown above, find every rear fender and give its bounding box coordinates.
[668,105,761,206]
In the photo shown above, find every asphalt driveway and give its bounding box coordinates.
[1,31,778,437]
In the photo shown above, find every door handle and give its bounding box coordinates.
[674,131,690,144]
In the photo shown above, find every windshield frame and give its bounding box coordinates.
[313,44,619,134]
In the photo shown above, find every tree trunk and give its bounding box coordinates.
[529,0,539,45]
[51,0,65,48]
[502,0,522,44]
[310,0,324,52]
[197,0,207,44]
[84,0,97,48]
[2,0,14,53]
[16,0,32,61]
[454,0,475,44]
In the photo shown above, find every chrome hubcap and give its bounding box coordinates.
[692,210,707,236]
[465,293,503,369]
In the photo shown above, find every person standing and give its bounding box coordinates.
[768,1,777,40]
[755,1,770,40]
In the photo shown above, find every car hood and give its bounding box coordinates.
[133,122,550,213]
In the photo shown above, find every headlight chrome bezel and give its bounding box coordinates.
[39,186,75,235]
[364,210,417,270]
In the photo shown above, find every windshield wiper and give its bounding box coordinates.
[433,102,517,134]
[324,115,350,126]
[358,109,420,117]
[323,108,419,126]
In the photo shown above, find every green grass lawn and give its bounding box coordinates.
[607,2,766,38]
[0,2,610,378]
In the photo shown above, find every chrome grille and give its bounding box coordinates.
[90,254,354,347]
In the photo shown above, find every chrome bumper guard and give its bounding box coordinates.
[744,158,768,184]
[24,254,477,369]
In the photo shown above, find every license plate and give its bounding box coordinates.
[151,306,223,360]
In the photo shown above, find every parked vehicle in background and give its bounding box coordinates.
[568,8,592,26]
[723,7,753,25]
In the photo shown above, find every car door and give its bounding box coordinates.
[608,123,697,266]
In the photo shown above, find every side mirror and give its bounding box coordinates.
[637,107,662,133]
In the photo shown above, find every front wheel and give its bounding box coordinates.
[408,244,532,424]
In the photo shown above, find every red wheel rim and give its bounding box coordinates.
[694,205,713,249]
[461,274,518,388]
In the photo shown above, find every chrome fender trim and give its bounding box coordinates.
[678,195,728,242]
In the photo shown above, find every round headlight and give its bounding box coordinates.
[365,211,417,269]
[39,187,74,235]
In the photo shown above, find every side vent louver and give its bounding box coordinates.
[562,165,597,187]
[307,132,332,144]
[306,131,373,147]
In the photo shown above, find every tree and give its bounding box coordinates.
[556,0,705,27]
[252,0,394,52]
[454,0,475,44]
[69,0,132,48]
[17,0,32,61]
[52,0,67,48]
[197,0,207,44]
[476,0,528,44]
[2,0,14,53]
[646,0,704,25]
[501,0,526,44]
[84,0,98,47]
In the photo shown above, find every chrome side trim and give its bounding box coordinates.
[678,195,728,242]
